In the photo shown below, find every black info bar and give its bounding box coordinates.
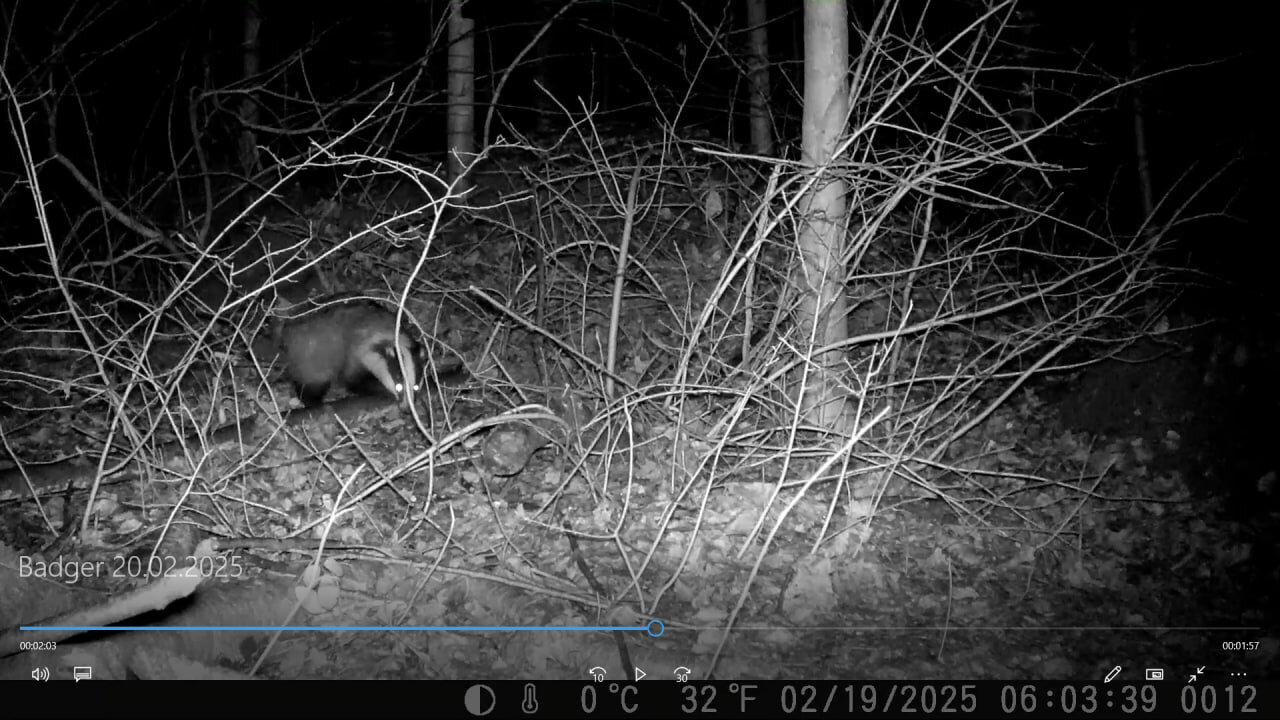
[9,679,1275,719]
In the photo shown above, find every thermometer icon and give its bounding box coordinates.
[521,683,539,714]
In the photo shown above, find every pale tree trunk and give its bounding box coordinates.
[447,0,476,192]
[795,0,851,432]
[746,0,772,155]
[237,0,261,174]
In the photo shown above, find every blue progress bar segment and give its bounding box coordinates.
[22,620,667,636]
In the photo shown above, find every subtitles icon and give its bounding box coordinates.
[73,666,92,681]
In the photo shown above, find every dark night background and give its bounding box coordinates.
[0,0,1274,687]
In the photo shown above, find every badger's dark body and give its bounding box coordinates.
[274,299,425,408]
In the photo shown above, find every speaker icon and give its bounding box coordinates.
[31,666,50,682]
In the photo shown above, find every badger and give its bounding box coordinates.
[271,296,427,409]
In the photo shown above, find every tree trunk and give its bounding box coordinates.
[795,0,851,431]
[532,0,557,134]
[236,0,261,175]
[447,0,476,192]
[746,0,773,155]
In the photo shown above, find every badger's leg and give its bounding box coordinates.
[295,382,329,408]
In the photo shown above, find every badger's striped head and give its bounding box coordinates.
[362,333,422,409]
[391,332,423,409]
